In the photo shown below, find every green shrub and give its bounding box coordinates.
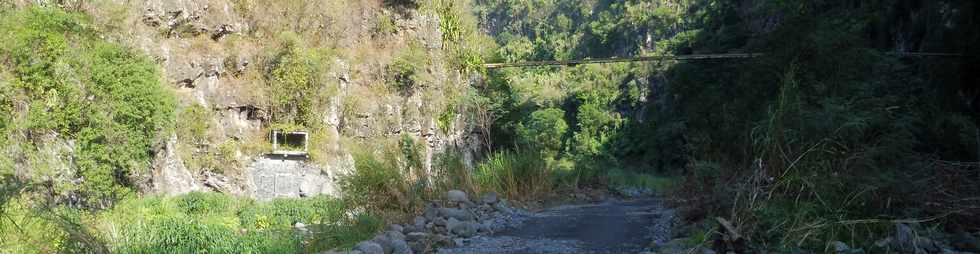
[176,104,213,144]
[437,103,458,134]
[399,134,426,175]
[427,0,492,74]
[387,43,429,95]
[0,72,11,132]
[267,32,334,127]
[0,7,176,207]
[373,12,397,37]
[515,108,568,157]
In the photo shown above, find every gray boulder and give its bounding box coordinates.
[830,241,865,254]
[433,217,447,226]
[447,190,469,203]
[388,237,413,254]
[449,220,479,237]
[385,230,405,241]
[952,232,980,252]
[370,236,393,254]
[406,232,430,243]
[402,225,419,233]
[480,192,498,204]
[874,237,893,249]
[494,201,513,214]
[407,241,429,254]
[373,231,410,254]
[321,250,362,254]
[653,238,693,254]
[478,220,492,233]
[354,241,384,254]
[439,208,475,221]
[890,223,944,254]
[831,241,850,253]
[458,200,477,209]
[413,216,427,228]
[423,206,439,221]
[942,249,979,254]
[916,237,941,253]
[388,224,404,233]
[893,224,919,253]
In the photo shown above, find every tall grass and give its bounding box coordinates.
[669,51,980,251]
[0,191,381,253]
[474,150,553,201]
[341,145,416,213]
[341,136,562,214]
[340,135,432,220]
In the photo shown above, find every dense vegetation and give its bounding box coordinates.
[0,7,176,209]
[0,2,493,252]
[473,0,980,251]
[2,0,978,253]
[0,7,379,253]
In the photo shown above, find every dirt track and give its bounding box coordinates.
[438,198,675,254]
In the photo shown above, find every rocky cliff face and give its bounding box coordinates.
[73,0,482,198]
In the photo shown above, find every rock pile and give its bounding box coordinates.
[642,238,715,254]
[328,190,528,254]
[647,222,980,254]
[870,223,980,254]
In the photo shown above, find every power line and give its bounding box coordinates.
[483,53,760,69]
[483,52,964,69]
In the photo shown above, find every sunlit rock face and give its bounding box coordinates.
[62,0,488,199]
[151,135,203,196]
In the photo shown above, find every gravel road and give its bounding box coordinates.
[437,198,676,254]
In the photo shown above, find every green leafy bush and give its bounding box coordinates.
[267,32,334,127]
[428,0,493,74]
[515,108,568,157]
[0,7,176,207]
[175,104,213,145]
[387,43,429,95]
[373,12,398,37]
